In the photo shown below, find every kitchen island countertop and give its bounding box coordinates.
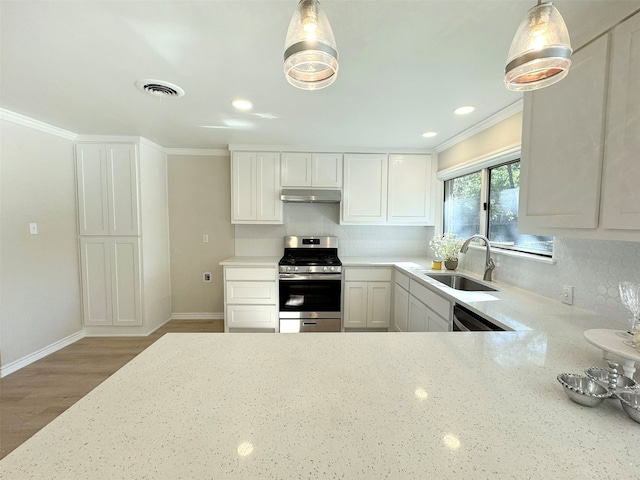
[1,332,638,479]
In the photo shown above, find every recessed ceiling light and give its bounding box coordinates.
[231,99,253,111]
[422,131,438,138]
[454,105,475,115]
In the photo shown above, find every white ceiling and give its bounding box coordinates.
[2,1,639,151]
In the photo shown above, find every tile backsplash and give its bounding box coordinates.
[459,237,640,326]
[235,203,433,257]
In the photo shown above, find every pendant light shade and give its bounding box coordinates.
[505,1,572,91]
[284,0,338,90]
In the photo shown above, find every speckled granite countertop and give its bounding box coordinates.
[1,332,638,479]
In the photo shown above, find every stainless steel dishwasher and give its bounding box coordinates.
[453,304,506,331]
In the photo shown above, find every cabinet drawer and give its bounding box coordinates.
[395,270,410,290]
[225,267,276,281]
[226,281,277,304]
[344,267,392,282]
[226,305,277,328]
[409,279,451,320]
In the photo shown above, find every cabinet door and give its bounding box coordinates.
[107,145,139,235]
[601,13,640,230]
[427,311,450,332]
[231,152,257,222]
[226,305,277,329]
[281,152,312,187]
[518,35,609,232]
[80,237,112,325]
[342,154,388,224]
[111,237,142,326]
[388,154,435,225]
[76,144,109,235]
[312,153,342,188]
[226,281,277,304]
[408,295,427,332]
[393,284,409,332]
[343,282,368,328]
[256,152,282,222]
[367,282,391,328]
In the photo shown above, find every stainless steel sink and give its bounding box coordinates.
[425,273,497,292]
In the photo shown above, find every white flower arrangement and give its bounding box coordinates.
[429,233,464,261]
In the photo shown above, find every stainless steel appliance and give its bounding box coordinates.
[279,236,342,332]
[452,304,506,331]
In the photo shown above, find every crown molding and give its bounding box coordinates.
[166,148,230,156]
[0,108,77,140]
[434,99,523,154]
[227,144,436,155]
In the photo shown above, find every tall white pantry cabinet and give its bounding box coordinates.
[75,141,171,333]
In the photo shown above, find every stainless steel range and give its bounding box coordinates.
[279,236,342,333]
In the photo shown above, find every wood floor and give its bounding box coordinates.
[0,319,223,460]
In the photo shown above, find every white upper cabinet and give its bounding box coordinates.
[342,154,388,224]
[519,35,608,231]
[600,13,640,230]
[387,154,436,225]
[281,152,342,188]
[519,11,640,240]
[76,143,139,235]
[232,151,283,224]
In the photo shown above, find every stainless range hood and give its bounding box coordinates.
[280,189,341,203]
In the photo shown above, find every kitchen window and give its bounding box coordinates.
[443,157,554,257]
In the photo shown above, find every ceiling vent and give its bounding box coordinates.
[135,79,185,98]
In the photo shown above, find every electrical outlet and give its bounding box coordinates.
[561,285,574,305]
[203,234,209,243]
[203,272,211,282]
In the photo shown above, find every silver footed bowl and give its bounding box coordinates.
[617,391,640,424]
[585,367,639,390]
[557,373,610,407]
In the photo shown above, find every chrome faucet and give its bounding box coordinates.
[460,234,495,282]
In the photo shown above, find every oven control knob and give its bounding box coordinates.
[286,266,291,272]
[323,266,328,272]
[294,266,299,272]
[330,266,335,272]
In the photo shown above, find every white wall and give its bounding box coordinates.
[236,203,433,257]
[0,119,83,368]
[167,154,234,317]
[439,112,640,326]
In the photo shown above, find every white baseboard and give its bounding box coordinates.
[1,330,86,378]
[171,313,224,320]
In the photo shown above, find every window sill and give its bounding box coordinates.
[465,244,557,265]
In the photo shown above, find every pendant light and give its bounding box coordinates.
[284,0,338,90]
[505,1,572,91]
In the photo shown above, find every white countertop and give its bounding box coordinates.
[1,332,638,478]
[219,256,281,266]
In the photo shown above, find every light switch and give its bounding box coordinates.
[29,223,38,235]
[203,234,209,243]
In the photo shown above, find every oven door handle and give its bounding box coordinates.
[279,274,342,280]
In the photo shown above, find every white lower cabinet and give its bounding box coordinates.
[223,266,278,331]
[393,271,410,332]
[394,283,410,332]
[395,275,452,333]
[407,295,450,333]
[343,267,392,329]
[80,237,142,326]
